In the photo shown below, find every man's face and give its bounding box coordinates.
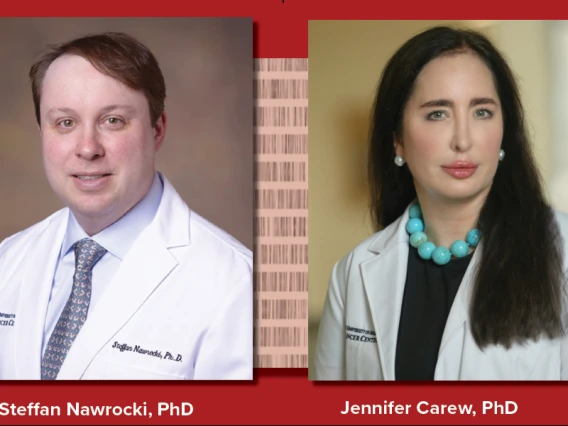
[39,54,166,235]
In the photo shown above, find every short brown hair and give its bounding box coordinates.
[29,32,166,126]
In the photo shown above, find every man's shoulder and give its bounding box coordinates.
[188,210,252,269]
[160,174,251,273]
[0,209,67,259]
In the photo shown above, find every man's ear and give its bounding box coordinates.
[153,111,167,151]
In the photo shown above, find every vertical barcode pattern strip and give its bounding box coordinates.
[254,58,308,368]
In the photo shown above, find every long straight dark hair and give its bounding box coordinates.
[368,26,566,348]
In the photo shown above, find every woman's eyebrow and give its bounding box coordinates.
[419,97,498,108]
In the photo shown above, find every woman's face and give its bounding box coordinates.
[395,52,504,204]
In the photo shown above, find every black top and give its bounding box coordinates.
[395,246,474,380]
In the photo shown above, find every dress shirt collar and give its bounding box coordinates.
[59,172,164,261]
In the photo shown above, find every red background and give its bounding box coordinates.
[2,1,567,425]
[3,370,568,424]
[11,0,568,57]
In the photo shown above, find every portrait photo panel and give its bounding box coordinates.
[0,17,253,381]
[308,20,568,380]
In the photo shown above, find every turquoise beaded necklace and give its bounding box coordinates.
[405,203,481,266]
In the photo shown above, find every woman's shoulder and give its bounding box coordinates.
[334,212,408,270]
[554,209,568,235]
[553,210,568,268]
[553,209,568,250]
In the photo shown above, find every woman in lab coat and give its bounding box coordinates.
[314,26,568,380]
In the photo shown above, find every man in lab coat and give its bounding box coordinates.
[0,32,253,380]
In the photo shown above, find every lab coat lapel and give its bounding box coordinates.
[360,210,410,380]
[57,176,191,380]
[14,211,68,379]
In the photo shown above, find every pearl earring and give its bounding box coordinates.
[499,149,505,162]
[394,155,405,167]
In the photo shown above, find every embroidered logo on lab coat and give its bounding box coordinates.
[0,312,15,327]
[346,325,377,343]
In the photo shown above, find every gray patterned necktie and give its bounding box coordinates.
[41,238,107,380]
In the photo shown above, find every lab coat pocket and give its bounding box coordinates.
[85,360,187,380]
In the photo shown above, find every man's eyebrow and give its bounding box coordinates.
[46,107,77,116]
[419,98,498,108]
[46,105,135,116]
[98,104,136,114]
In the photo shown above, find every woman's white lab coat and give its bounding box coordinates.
[314,206,568,380]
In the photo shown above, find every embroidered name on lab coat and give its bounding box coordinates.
[111,341,183,362]
[0,312,15,327]
[345,325,377,343]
